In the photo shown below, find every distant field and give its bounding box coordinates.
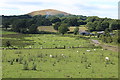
[38,26,88,33]
[69,26,87,32]
[1,30,17,35]
[2,34,90,48]
[38,26,57,32]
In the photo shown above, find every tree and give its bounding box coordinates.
[53,22,61,31]
[12,19,28,33]
[86,22,95,31]
[96,22,102,31]
[41,19,52,26]
[58,24,69,35]
[28,24,38,34]
[113,30,120,43]
[74,27,79,35]
[105,28,111,33]
[2,21,10,30]
[63,17,79,26]
[101,21,109,30]
[86,16,99,22]
[51,17,61,23]
[78,20,87,25]
[109,20,120,30]
[5,41,11,48]
[100,32,113,43]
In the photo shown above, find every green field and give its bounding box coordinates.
[2,34,91,48]
[2,48,118,78]
[0,29,18,35]
[2,32,118,78]
[37,26,88,33]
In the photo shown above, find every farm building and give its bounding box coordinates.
[80,31,90,35]
[97,31,104,34]
[79,31,94,36]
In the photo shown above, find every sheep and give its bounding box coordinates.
[86,50,90,52]
[40,47,43,49]
[77,51,79,53]
[93,49,96,51]
[49,54,52,58]
[61,54,64,56]
[29,46,32,49]
[3,48,6,50]
[101,49,104,50]
[105,57,109,61]
[68,47,70,48]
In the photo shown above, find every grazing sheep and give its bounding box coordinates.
[3,48,6,50]
[40,47,43,49]
[61,54,64,56]
[101,49,104,50]
[29,46,32,49]
[94,49,96,51]
[86,50,90,52]
[105,57,109,61]
[77,51,79,52]
[50,54,52,58]
[68,47,70,48]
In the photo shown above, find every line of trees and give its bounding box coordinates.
[96,29,120,44]
[2,15,119,34]
[86,17,120,32]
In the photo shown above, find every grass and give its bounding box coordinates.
[2,34,91,48]
[2,48,118,78]
[1,29,18,35]
[37,26,88,33]
[2,33,118,78]
[38,26,57,32]
[69,26,87,32]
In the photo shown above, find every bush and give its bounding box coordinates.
[32,62,37,70]
[23,61,29,70]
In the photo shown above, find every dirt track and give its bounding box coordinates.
[91,39,118,52]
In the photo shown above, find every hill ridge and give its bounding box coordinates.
[27,9,72,16]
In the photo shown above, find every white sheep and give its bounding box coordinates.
[93,49,96,51]
[77,51,79,52]
[105,57,109,61]
[29,46,32,49]
[101,49,104,50]
[50,54,52,58]
[86,50,90,52]
[40,47,43,49]
[61,54,64,56]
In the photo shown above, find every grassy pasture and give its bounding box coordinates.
[2,48,118,78]
[0,29,17,35]
[2,34,91,48]
[38,26,57,32]
[69,26,87,32]
[37,26,88,33]
[2,33,118,78]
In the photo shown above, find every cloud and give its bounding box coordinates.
[0,0,119,19]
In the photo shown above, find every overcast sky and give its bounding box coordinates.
[0,0,119,19]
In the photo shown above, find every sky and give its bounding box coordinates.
[0,0,119,19]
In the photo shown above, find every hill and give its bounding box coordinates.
[27,9,71,16]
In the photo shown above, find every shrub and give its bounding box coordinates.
[32,62,37,70]
[23,61,29,70]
